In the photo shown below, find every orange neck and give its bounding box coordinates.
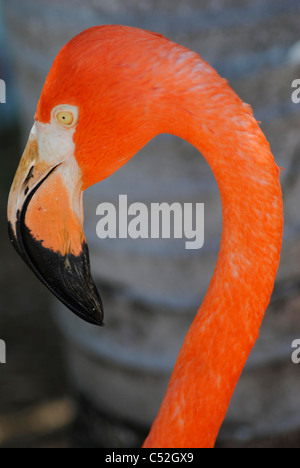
[142,58,283,448]
[36,27,283,447]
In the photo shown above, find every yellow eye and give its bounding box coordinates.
[56,111,74,126]
[51,105,78,128]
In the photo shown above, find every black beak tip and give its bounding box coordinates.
[9,216,106,327]
[83,308,105,327]
[78,294,105,327]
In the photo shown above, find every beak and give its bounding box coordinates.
[7,130,104,326]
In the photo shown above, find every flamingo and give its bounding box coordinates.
[7,25,283,448]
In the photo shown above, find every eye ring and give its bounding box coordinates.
[52,105,79,128]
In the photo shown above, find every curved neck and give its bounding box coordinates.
[143,58,283,448]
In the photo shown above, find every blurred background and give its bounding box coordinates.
[1,0,300,448]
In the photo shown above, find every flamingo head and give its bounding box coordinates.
[7,26,172,325]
